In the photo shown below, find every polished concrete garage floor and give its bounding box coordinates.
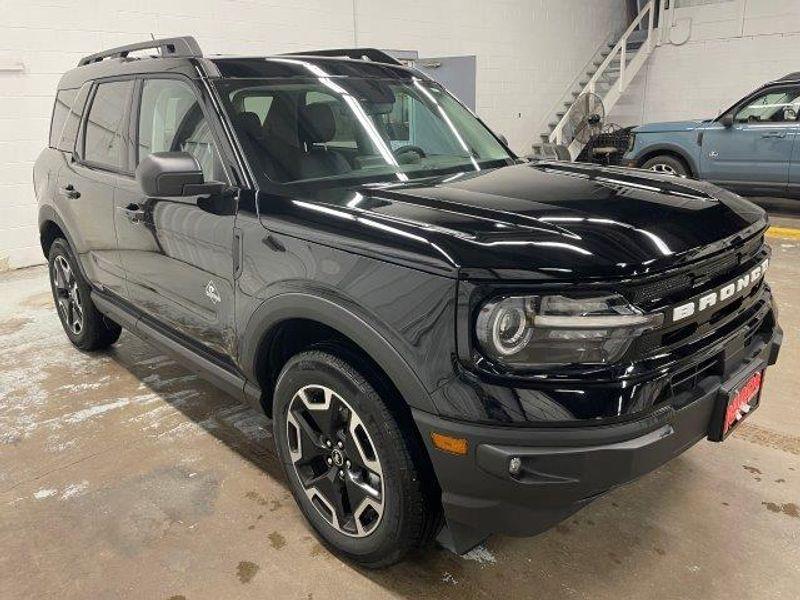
[2,225,799,600]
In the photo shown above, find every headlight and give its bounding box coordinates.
[475,293,663,368]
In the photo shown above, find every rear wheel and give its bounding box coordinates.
[48,238,121,351]
[641,154,689,177]
[273,349,440,568]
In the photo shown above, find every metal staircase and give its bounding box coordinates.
[534,0,658,159]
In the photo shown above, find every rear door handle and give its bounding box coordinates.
[761,131,787,138]
[119,203,146,224]
[59,184,80,199]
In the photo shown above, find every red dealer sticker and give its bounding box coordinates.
[709,368,764,442]
[724,371,762,434]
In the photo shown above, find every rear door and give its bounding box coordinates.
[114,75,238,358]
[700,85,800,195]
[55,79,133,297]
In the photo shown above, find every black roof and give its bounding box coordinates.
[209,56,414,80]
[59,36,415,89]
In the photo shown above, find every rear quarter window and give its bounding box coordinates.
[56,83,91,153]
[49,89,78,148]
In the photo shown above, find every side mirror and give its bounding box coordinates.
[720,113,734,128]
[137,151,214,197]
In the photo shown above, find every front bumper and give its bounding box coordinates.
[415,325,782,553]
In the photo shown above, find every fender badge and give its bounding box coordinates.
[205,280,221,304]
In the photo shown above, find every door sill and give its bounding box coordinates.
[91,289,264,412]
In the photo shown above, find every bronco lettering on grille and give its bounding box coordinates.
[672,258,769,323]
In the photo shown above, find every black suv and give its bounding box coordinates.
[35,37,782,567]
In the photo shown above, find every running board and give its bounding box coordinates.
[91,290,264,413]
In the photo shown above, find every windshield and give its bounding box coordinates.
[216,73,513,185]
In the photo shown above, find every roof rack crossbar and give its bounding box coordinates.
[78,36,202,67]
[282,48,402,66]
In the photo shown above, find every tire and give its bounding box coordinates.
[640,155,689,177]
[48,238,121,351]
[273,349,441,568]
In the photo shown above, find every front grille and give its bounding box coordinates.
[696,251,739,287]
[628,234,765,306]
[630,273,691,304]
[627,232,768,360]
[669,355,721,399]
[624,233,772,416]
[658,295,772,409]
[634,276,768,358]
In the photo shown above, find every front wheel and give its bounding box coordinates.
[273,350,440,568]
[640,155,689,177]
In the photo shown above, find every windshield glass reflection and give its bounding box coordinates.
[215,62,513,185]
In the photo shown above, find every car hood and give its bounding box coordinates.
[634,119,707,133]
[275,161,766,280]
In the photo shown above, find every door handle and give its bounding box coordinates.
[119,203,146,224]
[761,131,786,138]
[59,184,80,199]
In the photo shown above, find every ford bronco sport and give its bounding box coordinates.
[624,72,800,198]
[35,37,782,567]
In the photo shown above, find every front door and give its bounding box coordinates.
[114,76,237,358]
[700,85,800,195]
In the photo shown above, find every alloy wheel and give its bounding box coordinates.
[286,384,384,537]
[52,255,84,335]
[649,162,678,175]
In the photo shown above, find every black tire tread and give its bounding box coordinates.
[275,349,441,568]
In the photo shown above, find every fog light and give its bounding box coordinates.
[509,457,522,475]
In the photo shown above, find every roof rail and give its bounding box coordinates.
[282,48,402,66]
[77,36,202,67]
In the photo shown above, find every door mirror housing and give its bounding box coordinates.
[719,113,734,128]
[137,151,216,197]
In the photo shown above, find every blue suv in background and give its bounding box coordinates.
[623,72,800,198]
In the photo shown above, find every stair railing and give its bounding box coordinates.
[550,0,656,154]
[533,29,619,147]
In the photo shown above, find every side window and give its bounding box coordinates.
[138,78,225,181]
[84,80,133,170]
[57,83,91,153]
[735,87,800,123]
[49,89,78,148]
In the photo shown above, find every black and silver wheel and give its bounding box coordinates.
[286,384,385,537]
[640,155,689,177]
[48,238,121,351]
[273,349,441,567]
[52,254,84,336]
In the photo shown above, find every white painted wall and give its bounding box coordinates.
[610,0,800,127]
[0,0,627,270]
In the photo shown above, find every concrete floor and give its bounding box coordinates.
[1,229,799,600]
